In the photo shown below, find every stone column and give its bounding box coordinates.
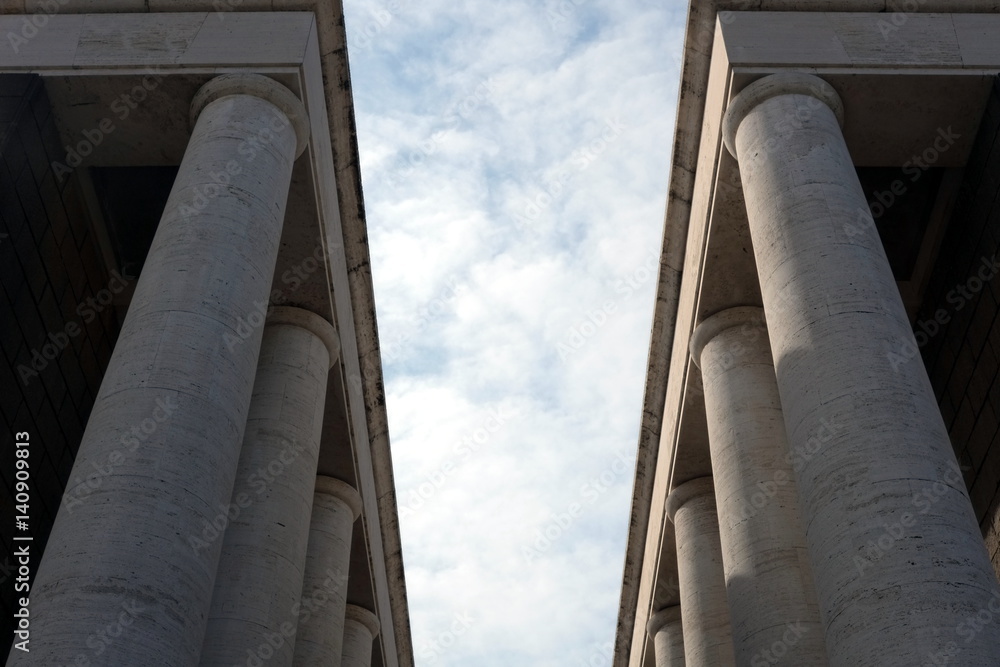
[341,605,380,667]
[666,477,735,667]
[647,606,685,666]
[16,74,309,667]
[199,308,340,667]
[292,477,363,667]
[722,72,1000,666]
[691,306,827,666]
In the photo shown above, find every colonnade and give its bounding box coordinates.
[12,74,380,667]
[647,73,1000,667]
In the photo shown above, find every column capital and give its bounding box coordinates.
[722,72,844,159]
[646,605,682,636]
[315,475,363,521]
[345,604,381,639]
[191,73,310,158]
[689,306,765,370]
[267,306,341,368]
[665,476,715,523]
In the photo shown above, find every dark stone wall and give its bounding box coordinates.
[918,75,1000,576]
[0,73,122,658]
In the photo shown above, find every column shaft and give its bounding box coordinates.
[341,605,380,667]
[199,308,339,667]
[647,606,685,666]
[292,477,362,667]
[693,307,827,666]
[724,73,1000,666]
[17,74,308,667]
[667,477,735,667]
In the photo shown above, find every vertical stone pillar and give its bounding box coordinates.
[666,477,735,667]
[17,74,309,667]
[341,605,380,667]
[647,606,685,666]
[691,306,827,666]
[292,477,363,667]
[199,308,340,667]
[722,72,1000,666]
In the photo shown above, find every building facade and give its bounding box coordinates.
[0,3,413,666]
[616,3,1000,667]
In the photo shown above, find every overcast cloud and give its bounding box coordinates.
[341,1,687,663]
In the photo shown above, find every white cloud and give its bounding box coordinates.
[344,0,687,663]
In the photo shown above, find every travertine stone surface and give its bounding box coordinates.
[724,72,1000,667]
[692,307,827,666]
[292,477,363,667]
[666,477,736,667]
[199,308,340,667]
[341,605,381,667]
[647,606,685,667]
[191,73,310,158]
[16,74,306,667]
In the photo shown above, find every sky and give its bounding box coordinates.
[340,2,688,664]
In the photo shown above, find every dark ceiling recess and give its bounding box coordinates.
[90,166,179,278]
[855,166,944,281]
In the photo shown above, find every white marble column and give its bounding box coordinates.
[292,477,363,667]
[341,605,381,667]
[666,477,735,667]
[723,72,1000,666]
[17,74,309,667]
[647,606,685,667]
[199,308,340,667]
[691,306,827,666]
